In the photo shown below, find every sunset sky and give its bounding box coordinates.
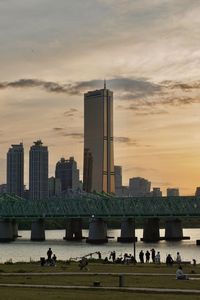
[0,0,200,195]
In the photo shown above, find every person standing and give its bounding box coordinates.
[145,250,150,263]
[151,248,155,263]
[47,248,53,262]
[176,252,181,264]
[139,250,144,263]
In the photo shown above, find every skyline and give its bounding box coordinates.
[0,1,200,195]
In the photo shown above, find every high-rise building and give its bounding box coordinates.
[129,177,151,197]
[83,82,115,193]
[48,176,61,197]
[167,188,179,197]
[7,143,24,197]
[29,140,48,200]
[55,157,79,192]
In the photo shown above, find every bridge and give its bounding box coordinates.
[1,193,200,219]
[0,193,200,244]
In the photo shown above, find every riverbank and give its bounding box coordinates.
[1,261,200,299]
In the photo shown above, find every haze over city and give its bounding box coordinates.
[0,0,200,195]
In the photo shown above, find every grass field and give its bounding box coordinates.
[0,261,200,299]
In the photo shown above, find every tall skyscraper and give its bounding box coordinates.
[7,143,24,197]
[83,82,115,193]
[55,156,80,192]
[29,140,48,200]
[129,177,151,197]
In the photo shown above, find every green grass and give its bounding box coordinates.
[0,261,200,299]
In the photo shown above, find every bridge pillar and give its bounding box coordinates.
[0,219,14,242]
[31,219,45,241]
[86,218,108,244]
[117,218,137,243]
[64,218,83,241]
[165,219,184,241]
[142,218,160,242]
[12,220,19,239]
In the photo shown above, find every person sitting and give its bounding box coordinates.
[176,266,189,280]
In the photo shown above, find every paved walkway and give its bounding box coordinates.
[0,283,200,294]
[0,272,199,276]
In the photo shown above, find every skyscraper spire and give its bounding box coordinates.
[104,79,106,89]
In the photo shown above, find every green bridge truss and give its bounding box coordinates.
[0,193,200,219]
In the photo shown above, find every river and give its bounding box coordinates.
[0,228,199,263]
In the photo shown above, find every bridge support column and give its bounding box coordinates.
[117,218,137,243]
[12,220,19,239]
[142,218,160,242]
[86,218,108,244]
[31,219,45,241]
[64,218,83,241]
[165,219,187,241]
[0,219,14,242]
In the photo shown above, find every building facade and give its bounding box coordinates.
[83,83,115,193]
[29,140,48,200]
[129,177,151,197]
[55,157,79,192]
[167,188,179,197]
[7,143,24,197]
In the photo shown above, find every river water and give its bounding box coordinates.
[0,229,200,263]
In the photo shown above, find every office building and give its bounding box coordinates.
[167,188,179,197]
[83,82,115,193]
[29,140,48,200]
[7,143,24,197]
[48,177,61,197]
[129,177,151,197]
[55,157,79,192]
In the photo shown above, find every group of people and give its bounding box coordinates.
[41,248,57,266]
[139,249,160,263]
[166,252,182,266]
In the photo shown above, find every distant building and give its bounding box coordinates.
[55,157,79,192]
[83,83,115,193]
[0,184,7,193]
[152,187,162,197]
[195,187,200,197]
[48,177,61,197]
[7,143,24,197]
[167,188,179,197]
[114,166,122,190]
[129,177,151,197]
[29,140,48,200]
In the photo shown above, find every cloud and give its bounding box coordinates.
[1,78,200,114]
[53,127,64,131]
[0,77,161,98]
[115,136,151,147]
[63,108,78,117]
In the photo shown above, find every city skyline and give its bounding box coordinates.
[0,1,200,195]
